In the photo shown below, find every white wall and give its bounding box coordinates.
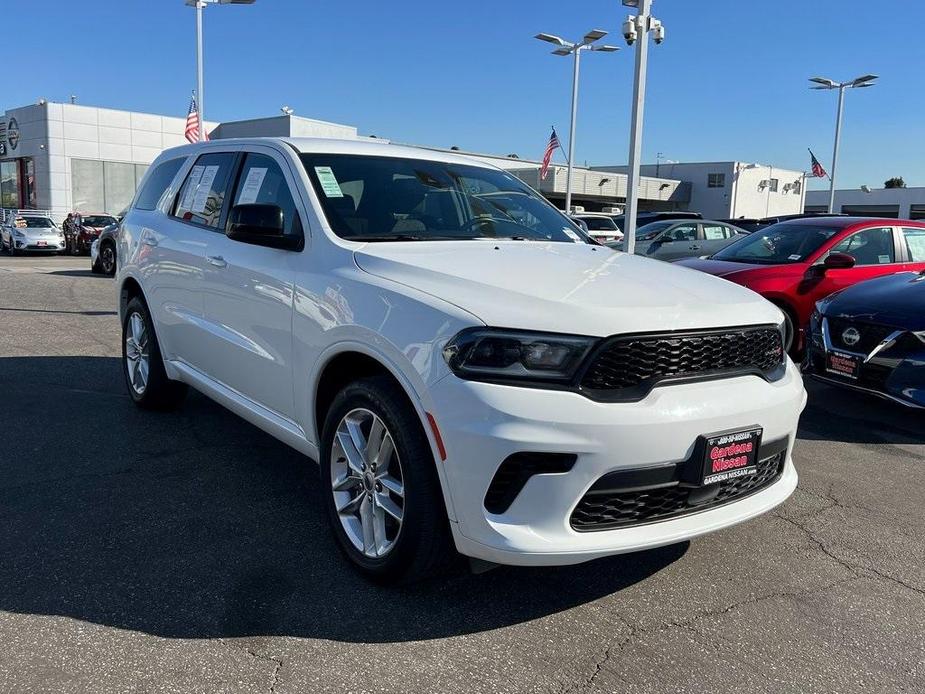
[805,187,925,218]
[595,161,806,219]
[2,102,217,218]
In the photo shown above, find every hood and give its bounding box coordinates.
[825,272,925,329]
[675,257,806,284]
[354,240,783,336]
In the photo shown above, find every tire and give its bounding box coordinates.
[101,242,116,276]
[122,296,187,410]
[8,238,15,257]
[91,256,102,274]
[320,376,454,584]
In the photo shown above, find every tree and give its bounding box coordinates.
[884,177,906,189]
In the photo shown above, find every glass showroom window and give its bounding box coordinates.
[0,160,20,208]
[72,159,149,214]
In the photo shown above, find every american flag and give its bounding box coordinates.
[808,149,827,178]
[540,128,561,180]
[185,94,208,143]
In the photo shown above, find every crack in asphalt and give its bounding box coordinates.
[775,512,925,599]
[567,576,861,693]
[218,639,283,694]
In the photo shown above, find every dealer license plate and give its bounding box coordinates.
[825,351,860,380]
[700,428,762,486]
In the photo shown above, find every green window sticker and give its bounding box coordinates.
[314,166,344,198]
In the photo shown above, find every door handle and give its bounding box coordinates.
[207,255,227,268]
[689,245,701,251]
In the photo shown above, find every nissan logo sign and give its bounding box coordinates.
[842,327,861,347]
[6,118,19,150]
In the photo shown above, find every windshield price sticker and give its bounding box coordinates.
[315,166,344,198]
[788,254,801,260]
[562,227,583,243]
[237,167,268,205]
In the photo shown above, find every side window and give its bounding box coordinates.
[829,227,896,266]
[231,153,300,235]
[902,227,925,262]
[707,173,725,188]
[667,223,697,241]
[172,152,237,228]
[702,224,728,240]
[134,157,185,211]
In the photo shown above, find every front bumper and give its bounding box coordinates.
[90,239,100,266]
[12,237,65,252]
[803,320,925,408]
[430,360,806,566]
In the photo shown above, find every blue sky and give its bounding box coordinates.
[7,1,923,190]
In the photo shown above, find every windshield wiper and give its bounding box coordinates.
[348,234,473,242]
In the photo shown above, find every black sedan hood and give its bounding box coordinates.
[824,272,925,329]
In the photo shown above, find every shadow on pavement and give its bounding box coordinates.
[0,306,117,316]
[0,355,687,643]
[798,378,924,445]
[47,269,103,278]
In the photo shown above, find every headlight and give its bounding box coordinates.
[13,230,25,238]
[443,328,596,383]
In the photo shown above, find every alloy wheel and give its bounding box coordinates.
[124,312,150,395]
[330,408,405,559]
[101,245,115,274]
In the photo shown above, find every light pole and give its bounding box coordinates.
[185,0,256,141]
[809,74,878,213]
[535,30,619,214]
[620,0,664,255]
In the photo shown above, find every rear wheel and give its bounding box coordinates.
[122,297,187,410]
[320,376,454,584]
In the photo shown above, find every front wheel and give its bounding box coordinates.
[122,297,187,410]
[320,376,454,584]
[100,243,116,276]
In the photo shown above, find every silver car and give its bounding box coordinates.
[2,215,66,255]
[608,219,749,262]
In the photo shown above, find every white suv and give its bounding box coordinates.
[117,138,806,583]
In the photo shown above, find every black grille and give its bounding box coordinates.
[570,451,785,531]
[484,453,576,514]
[579,326,784,401]
[826,318,895,354]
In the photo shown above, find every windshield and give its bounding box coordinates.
[300,154,586,243]
[81,215,116,227]
[635,221,673,239]
[19,217,56,229]
[712,223,841,264]
[579,216,617,231]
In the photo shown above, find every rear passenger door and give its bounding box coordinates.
[198,148,305,420]
[900,227,925,272]
[698,223,738,257]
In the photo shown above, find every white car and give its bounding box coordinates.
[570,212,624,243]
[2,214,66,255]
[117,138,806,583]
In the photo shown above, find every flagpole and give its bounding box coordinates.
[195,1,205,142]
[565,47,581,215]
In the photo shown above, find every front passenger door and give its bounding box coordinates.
[649,223,698,261]
[810,226,902,302]
[199,150,305,420]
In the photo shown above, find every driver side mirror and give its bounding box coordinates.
[824,252,856,269]
[227,204,303,251]
[808,251,856,277]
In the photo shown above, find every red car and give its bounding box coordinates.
[67,213,118,255]
[676,217,925,353]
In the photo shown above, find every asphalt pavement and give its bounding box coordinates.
[0,255,922,694]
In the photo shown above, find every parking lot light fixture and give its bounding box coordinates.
[184,0,257,140]
[621,0,664,255]
[534,30,619,215]
[809,74,878,213]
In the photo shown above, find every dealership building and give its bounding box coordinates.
[1,98,803,223]
[805,186,925,219]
